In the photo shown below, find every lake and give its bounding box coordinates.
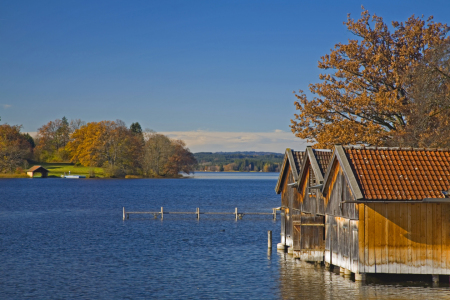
[1,172,450,299]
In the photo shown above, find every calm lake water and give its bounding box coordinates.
[1,172,450,299]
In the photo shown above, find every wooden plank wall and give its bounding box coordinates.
[359,203,450,274]
[324,215,359,273]
[324,165,358,220]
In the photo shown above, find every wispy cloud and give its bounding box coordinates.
[2,104,11,109]
[159,130,312,153]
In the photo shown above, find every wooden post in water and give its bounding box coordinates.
[196,207,200,220]
[235,207,238,221]
[268,230,272,248]
[123,207,125,220]
[273,208,276,220]
[161,207,164,220]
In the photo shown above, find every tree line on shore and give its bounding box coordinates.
[0,117,197,177]
[194,152,283,172]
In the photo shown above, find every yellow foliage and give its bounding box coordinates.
[291,8,449,148]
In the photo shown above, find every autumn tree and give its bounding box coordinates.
[141,132,173,177]
[164,140,197,176]
[290,8,449,148]
[66,120,141,177]
[397,41,450,147]
[36,117,71,161]
[0,124,32,173]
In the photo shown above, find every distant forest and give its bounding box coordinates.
[194,152,284,172]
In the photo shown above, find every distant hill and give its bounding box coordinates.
[194,152,284,172]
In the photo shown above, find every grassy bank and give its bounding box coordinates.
[0,173,29,178]
[36,162,105,178]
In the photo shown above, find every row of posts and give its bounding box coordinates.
[123,207,277,221]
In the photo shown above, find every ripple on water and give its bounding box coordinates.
[1,176,450,299]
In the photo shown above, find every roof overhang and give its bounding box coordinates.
[275,148,301,194]
[322,145,364,200]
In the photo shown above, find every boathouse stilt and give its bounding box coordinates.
[354,273,366,281]
[123,207,125,221]
[268,230,272,248]
[161,207,163,220]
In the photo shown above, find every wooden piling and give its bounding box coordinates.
[268,230,272,248]
[161,207,163,220]
[196,207,200,220]
[123,207,125,220]
[273,208,276,220]
[235,207,238,221]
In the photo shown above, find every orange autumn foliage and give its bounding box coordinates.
[290,8,449,149]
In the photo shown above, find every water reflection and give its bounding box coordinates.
[276,251,450,299]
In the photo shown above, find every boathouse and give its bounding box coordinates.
[275,149,304,249]
[27,166,49,178]
[322,145,450,280]
[292,147,332,261]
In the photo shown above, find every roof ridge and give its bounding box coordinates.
[342,145,450,152]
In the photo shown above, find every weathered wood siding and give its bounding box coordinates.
[280,164,302,248]
[324,162,359,272]
[325,215,360,273]
[324,163,358,219]
[359,202,450,274]
[293,213,325,261]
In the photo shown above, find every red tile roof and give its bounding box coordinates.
[344,147,450,200]
[313,149,333,176]
[292,151,304,175]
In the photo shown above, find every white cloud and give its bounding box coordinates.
[160,130,312,153]
[24,132,38,138]
[2,104,11,109]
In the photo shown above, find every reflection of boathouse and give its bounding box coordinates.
[276,145,450,281]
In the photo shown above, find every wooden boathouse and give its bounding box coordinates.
[27,166,49,178]
[275,148,304,249]
[321,145,450,281]
[292,147,332,261]
[276,145,450,281]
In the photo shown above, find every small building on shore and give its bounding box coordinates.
[27,166,49,178]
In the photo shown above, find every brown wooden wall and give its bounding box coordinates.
[323,162,359,272]
[325,215,360,273]
[359,202,450,275]
[296,165,325,216]
[324,163,358,220]
[280,164,302,248]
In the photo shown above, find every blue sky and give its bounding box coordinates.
[1,0,449,152]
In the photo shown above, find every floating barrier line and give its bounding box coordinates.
[122,207,278,221]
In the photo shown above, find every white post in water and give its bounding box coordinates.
[235,207,238,221]
[123,207,125,221]
[161,207,163,220]
[196,207,200,220]
[268,230,272,248]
